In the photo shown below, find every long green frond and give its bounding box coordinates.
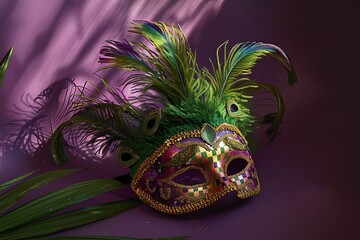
[0,171,36,192]
[0,169,79,214]
[35,236,189,240]
[0,200,139,240]
[0,178,123,233]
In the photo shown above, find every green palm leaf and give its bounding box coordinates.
[0,47,13,85]
[0,200,140,240]
[0,169,79,213]
[0,178,123,233]
[0,171,36,192]
[35,236,188,240]
[0,170,187,239]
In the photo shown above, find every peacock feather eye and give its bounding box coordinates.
[143,108,161,136]
[116,147,140,167]
[226,99,242,118]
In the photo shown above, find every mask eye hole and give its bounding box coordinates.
[171,167,208,186]
[226,157,249,177]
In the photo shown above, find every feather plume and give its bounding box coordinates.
[51,82,141,164]
[100,21,206,105]
[208,41,297,100]
[47,21,296,172]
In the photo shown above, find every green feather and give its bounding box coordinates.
[249,81,285,141]
[51,104,137,164]
[50,21,297,174]
[208,41,297,100]
[128,21,204,103]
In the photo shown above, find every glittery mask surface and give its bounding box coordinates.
[131,124,260,214]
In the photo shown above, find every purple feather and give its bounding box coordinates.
[99,40,142,63]
[134,20,162,34]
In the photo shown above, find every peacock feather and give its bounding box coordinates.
[51,21,297,178]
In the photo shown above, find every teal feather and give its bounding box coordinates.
[208,41,297,100]
[98,40,154,73]
[135,21,187,95]
[130,21,203,103]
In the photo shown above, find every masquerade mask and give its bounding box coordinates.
[51,21,296,214]
[132,123,260,213]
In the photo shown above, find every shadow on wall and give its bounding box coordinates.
[0,0,224,175]
[0,0,224,112]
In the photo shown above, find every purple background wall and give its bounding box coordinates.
[0,0,359,239]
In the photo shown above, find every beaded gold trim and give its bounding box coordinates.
[217,123,248,145]
[131,123,259,214]
[213,133,237,149]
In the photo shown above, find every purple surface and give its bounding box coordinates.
[1,0,359,239]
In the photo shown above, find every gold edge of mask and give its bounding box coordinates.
[134,181,260,214]
[131,123,256,214]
